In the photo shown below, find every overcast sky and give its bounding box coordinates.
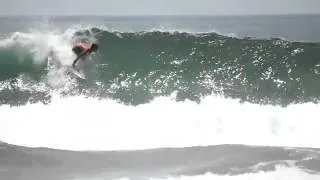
[2,0,320,16]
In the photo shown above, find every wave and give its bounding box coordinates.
[1,26,320,107]
[148,167,320,180]
[1,22,320,179]
[2,141,320,179]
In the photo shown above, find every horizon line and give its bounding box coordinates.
[0,13,319,17]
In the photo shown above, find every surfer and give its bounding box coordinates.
[72,43,98,68]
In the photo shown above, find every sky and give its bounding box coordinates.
[2,0,320,16]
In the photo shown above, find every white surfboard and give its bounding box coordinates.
[68,67,86,79]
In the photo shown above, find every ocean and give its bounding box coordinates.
[1,15,320,180]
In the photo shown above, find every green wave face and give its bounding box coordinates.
[1,28,320,106]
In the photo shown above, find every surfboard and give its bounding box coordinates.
[68,67,86,79]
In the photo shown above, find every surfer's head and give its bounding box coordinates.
[90,43,98,52]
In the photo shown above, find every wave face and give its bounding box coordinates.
[1,27,320,106]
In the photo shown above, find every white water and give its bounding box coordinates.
[150,167,320,180]
[0,29,76,65]
[0,25,103,89]
[0,91,319,151]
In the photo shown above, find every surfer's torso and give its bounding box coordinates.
[72,43,91,57]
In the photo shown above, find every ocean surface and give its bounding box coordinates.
[1,15,320,180]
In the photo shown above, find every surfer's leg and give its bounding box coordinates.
[72,56,87,68]
[72,59,78,68]
[72,47,85,67]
